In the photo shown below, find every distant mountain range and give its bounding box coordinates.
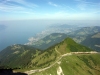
[26,25,100,46]
[26,26,100,51]
[81,32,100,51]
[68,26,100,43]
[30,33,67,50]
[25,24,81,45]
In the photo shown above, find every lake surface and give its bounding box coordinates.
[0,20,48,51]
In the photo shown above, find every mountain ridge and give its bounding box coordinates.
[0,37,93,69]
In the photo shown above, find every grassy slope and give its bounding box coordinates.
[0,38,94,71]
[28,38,93,69]
[0,45,42,69]
[32,54,100,75]
[55,37,92,54]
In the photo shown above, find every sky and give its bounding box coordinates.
[0,0,100,21]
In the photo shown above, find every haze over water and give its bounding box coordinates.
[0,0,100,50]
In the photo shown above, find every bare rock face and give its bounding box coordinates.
[57,66,64,75]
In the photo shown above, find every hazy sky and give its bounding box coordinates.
[0,0,100,21]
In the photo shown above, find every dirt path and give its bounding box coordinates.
[25,51,99,75]
[55,47,61,55]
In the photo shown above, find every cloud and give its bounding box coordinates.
[40,11,100,20]
[48,2,59,7]
[75,0,85,2]
[92,11,100,14]
[0,0,99,21]
[77,3,87,10]
[8,0,38,8]
[0,0,38,13]
[62,4,77,12]
[75,0,87,10]
[75,0,100,11]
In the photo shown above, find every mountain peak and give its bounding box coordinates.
[64,37,76,45]
[62,37,92,52]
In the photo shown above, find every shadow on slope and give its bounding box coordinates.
[0,69,27,75]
